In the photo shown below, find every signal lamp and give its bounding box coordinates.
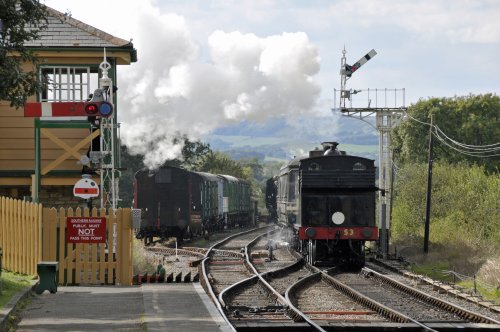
[85,103,99,115]
[99,101,113,117]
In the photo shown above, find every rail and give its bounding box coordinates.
[363,267,500,325]
[199,225,273,332]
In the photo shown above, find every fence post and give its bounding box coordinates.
[42,208,58,261]
[120,208,133,286]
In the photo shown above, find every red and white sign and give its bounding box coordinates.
[73,177,99,199]
[66,217,106,243]
[24,102,89,117]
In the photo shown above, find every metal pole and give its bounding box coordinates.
[424,115,434,254]
[378,113,388,258]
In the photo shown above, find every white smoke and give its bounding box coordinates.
[118,7,321,169]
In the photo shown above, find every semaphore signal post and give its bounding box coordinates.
[333,47,407,258]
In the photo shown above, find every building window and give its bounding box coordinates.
[39,66,99,102]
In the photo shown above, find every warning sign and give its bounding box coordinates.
[66,217,106,243]
[73,177,99,199]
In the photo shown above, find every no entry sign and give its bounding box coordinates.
[66,217,106,243]
[73,177,99,199]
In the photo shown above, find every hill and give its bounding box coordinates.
[203,115,379,163]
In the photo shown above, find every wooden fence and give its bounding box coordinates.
[0,196,133,286]
[0,196,42,275]
[42,207,133,286]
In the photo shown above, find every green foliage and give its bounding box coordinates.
[175,136,211,170]
[197,151,247,179]
[392,94,500,173]
[392,162,500,251]
[458,280,500,304]
[0,0,48,107]
[410,261,452,281]
[0,270,31,309]
[118,145,145,207]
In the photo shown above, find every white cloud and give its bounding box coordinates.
[114,10,321,168]
[43,0,500,166]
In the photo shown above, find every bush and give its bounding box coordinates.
[392,162,500,252]
[132,239,156,275]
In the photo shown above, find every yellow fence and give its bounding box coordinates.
[0,196,133,286]
[0,196,42,275]
[42,207,133,286]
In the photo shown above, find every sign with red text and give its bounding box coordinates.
[66,217,106,243]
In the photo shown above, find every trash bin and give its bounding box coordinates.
[35,261,58,294]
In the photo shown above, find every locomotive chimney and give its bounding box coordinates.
[321,142,341,156]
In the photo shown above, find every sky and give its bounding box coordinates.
[44,0,500,168]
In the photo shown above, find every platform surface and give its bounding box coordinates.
[14,284,231,331]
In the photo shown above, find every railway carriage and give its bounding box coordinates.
[134,166,192,243]
[192,171,223,232]
[271,142,378,267]
[134,166,253,244]
[218,175,252,227]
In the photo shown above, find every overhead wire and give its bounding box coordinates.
[405,112,500,158]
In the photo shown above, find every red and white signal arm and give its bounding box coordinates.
[73,177,99,199]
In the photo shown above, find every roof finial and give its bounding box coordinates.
[99,48,111,79]
[99,48,112,90]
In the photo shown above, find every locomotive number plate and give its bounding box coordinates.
[343,228,354,236]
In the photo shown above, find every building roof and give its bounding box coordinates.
[25,6,137,62]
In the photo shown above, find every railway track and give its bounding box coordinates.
[321,266,500,330]
[286,272,389,324]
[154,226,500,331]
[201,225,329,331]
[367,259,500,319]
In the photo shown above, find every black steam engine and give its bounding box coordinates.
[267,142,378,267]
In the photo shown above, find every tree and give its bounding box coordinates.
[0,0,47,107]
[176,136,211,170]
[118,144,145,207]
[392,94,500,172]
[391,162,500,251]
[197,151,248,179]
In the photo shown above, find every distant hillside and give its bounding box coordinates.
[204,115,379,163]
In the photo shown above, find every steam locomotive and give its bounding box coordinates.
[267,142,378,267]
[134,166,253,244]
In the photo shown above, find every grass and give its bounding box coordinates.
[396,245,500,305]
[458,280,500,304]
[0,270,33,310]
[411,261,500,305]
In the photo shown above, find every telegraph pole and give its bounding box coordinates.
[423,115,434,254]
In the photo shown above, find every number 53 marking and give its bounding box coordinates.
[343,229,354,236]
